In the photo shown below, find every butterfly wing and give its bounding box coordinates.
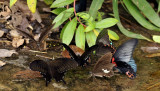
[49,58,78,73]
[96,44,115,57]
[61,43,78,61]
[92,52,115,77]
[81,44,98,62]
[113,39,138,63]
[48,58,78,83]
[30,60,49,73]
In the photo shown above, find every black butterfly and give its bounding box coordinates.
[92,52,115,78]
[61,43,98,66]
[30,43,98,86]
[112,39,138,79]
[30,58,78,86]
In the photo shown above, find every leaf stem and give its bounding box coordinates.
[73,0,86,27]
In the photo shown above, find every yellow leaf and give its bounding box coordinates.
[93,29,99,36]
[27,0,37,13]
[10,0,17,7]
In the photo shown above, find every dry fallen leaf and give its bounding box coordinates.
[61,45,91,63]
[13,70,42,80]
[0,60,6,67]
[0,49,18,58]
[0,30,4,37]
[10,30,22,38]
[12,38,24,48]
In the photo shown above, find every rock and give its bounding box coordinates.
[0,49,18,58]
[0,30,4,37]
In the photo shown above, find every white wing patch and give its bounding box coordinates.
[102,69,110,73]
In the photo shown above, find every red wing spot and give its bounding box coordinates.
[126,71,134,79]
[112,57,117,67]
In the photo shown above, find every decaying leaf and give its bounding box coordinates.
[141,47,160,53]
[13,70,42,80]
[61,45,91,63]
[0,49,18,58]
[61,45,84,58]
[0,60,6,67]
[0,30,4,37]
[146,53,160,57]
[9,30,22,38]
[12,38,24,48]
[0,2,11,19]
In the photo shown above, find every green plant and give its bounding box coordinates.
[52,0,118,50]
[113,0,160,42]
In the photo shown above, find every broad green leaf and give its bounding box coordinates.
[97,12,103,22]
[132,0,160,28]
[51,8,66,15]
[113,0,151,41]
[95,18,118,28]
[153,35,160,43]
[10,0,17,7]
[86,31,97,47]
[123,0,160,31]
[75,25,85,50]
[53,8,74,28]
[50,0,74,8]
[44,0,53,5]
[89,0,104,20]
[60,21,69,39]
[108,29,119,40]
[27,0,37,13]
[77,12,93,22]
[84,22,95,32]
[62,18,77,45]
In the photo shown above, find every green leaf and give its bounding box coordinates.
[44,0,53,5]
[62,18,77,45]
[97,12,103,22]
[108,29,119,40]
[123,0,160,31]
[77,12,93,22]
[95,18,118,28]
[84,22,95,32]
[27,0,37,13]
[53,8,74,28]
[89,0,104,20]
[86,31,97,47]
[132,0,160,28]
[51,8,66,15]
[113,0,151,41]
[75,25,85,50]
[153,35,160,43]
[60,21,69,39]
[50,0,74,8]
[10,0,17,7]
[158,0,160,13]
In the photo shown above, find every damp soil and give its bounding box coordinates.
[0,30,160,91]
[0,0,160,91]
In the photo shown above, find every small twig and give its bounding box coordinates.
[73,0,86,27]
[67,5,72,21]
[28,50,47,54]
[147,82,160,90]
[36,54,54,60]
[0,40,11,43]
